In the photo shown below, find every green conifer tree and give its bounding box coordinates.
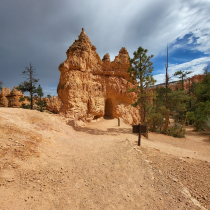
[173,70,192,90]
[35,84,47,112]
[127,46,156,125]
[16,63,39,109]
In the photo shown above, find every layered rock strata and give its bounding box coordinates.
[57,28,140,125]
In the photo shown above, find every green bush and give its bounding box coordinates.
[166,123,186,138]
[188,101,210,130]
[19,96,30,109]
[205,116,210,131]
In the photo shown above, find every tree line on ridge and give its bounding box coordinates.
[127,46,210,137]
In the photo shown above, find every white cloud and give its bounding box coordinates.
[153,74,166,85]
[144,0,210,57]
[188,36,194,44]
[0,0,210,92]
[154,56,210,84]
[172,44,184,50]
[193,29,210,53]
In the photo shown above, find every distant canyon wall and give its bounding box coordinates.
[150,74,205,91]
[0,87,61,114]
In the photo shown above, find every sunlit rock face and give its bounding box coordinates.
[57,28,140,125]
[0,87,11,107]
[8,87,24,107]
[0,87,62,112]
[0,87,23,108]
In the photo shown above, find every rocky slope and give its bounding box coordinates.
[0,108,209,210]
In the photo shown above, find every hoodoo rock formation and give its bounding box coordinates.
[0,87,61,113]
[57,28,140,125]
[0,87,24,108]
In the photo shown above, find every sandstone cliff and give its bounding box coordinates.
[150,74,205,91]
[57,28,140,125]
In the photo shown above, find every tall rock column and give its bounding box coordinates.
[57,28,140,125]
[57,28,106,120]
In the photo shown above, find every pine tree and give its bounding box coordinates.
[47,94,51,99]
[35,84,46,112]
[187,66,210,130]
[162,45,169,133]
[16,63,39,109]
[173,70,192,90]
[152,86,172,133]
[127,46,156,125]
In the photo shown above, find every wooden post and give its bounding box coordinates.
[138,124,141,146]
[118,118,120,126]
[133,124,146,146]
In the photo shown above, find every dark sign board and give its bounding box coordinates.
[133,125,139,133]
[140,125,147,133]
[132,124,147,134]
[132,124,147,146]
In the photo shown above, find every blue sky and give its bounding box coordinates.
[152,32,210,84]
[0,0,210,96]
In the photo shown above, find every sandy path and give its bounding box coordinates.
[80,118,210,161]
[0,108,209,209]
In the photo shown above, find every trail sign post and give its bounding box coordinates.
[132,124,147,146]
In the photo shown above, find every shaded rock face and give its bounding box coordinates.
[57,28,140,125]
[45,96,62,114]
[0,87,23,108]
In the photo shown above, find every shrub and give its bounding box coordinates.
[205,116,210,130]
[166,123,186,138]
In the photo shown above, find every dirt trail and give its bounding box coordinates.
[0,108,209,210]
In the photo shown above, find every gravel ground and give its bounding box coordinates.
[0,107,209,210]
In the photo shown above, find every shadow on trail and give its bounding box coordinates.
[74,126,132,136]
[203,137,210,143]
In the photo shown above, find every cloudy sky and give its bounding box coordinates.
[0,0,210,96]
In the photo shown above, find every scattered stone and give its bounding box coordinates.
[7,178,14,182]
